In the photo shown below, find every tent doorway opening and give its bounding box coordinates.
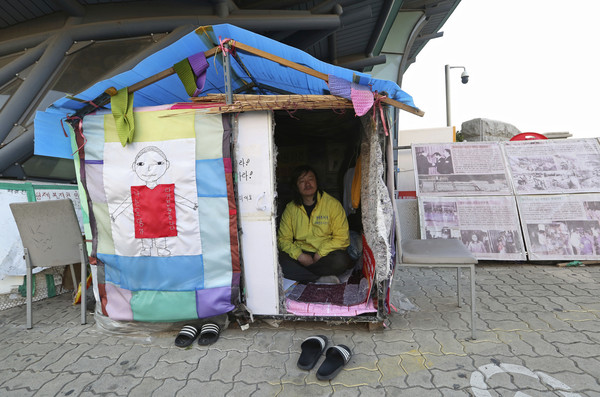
[273,109,373,317]
[274,109,362,223]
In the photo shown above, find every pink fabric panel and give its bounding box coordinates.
[285,298,376,316]
[104,283,134,320]
[351,83,374,116]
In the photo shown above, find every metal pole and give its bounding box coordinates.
[223,44,233,105]
[0,41,47,87]
[0,32,72,143]
[0,128,34,176]
[445,64,451,127]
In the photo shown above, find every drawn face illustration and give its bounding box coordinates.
[133,150,169,183]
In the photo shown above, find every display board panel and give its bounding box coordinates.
[412,142,512,196]
[419,196,526,260]
[504,138,600,195]
[1,183,80,277]
[517,194,600,260]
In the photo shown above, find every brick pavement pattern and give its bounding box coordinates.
[1,265,600,396]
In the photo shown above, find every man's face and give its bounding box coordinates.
[134,151,168,182]
[297,171,317,198]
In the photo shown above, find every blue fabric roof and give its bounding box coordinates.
[35,24,417,159]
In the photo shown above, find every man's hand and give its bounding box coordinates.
[297,253,314,267]
[313,252,322,262]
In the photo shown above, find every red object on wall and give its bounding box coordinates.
[131,184,177,238]
[510,132,548,141]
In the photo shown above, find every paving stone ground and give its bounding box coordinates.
[1,264,600,396]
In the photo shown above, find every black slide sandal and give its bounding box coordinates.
[297,335,328,370]
[198,322,220,346]
[316,344,351,380]
[175,325,199,348]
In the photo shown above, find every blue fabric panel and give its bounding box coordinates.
[195,159,226,197]
[35,24,418,159]
[81,115,106,161]
[98,253,204,291]
[211,24,417,107]
[33,111,74,158]
[197,196,232,288]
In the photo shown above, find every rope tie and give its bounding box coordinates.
[65,116,87,155]
[373,92,389,136]
[85,100,100,109]
[214,37,236,72]
[218,37,235,56]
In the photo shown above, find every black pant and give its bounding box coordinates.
[279,249,353,283]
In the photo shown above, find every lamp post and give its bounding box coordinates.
[445,64,469,127]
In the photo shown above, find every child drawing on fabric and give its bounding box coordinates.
[111,146,198,256]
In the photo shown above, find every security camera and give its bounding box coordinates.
[461,70,469,84]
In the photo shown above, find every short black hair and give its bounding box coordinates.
[290,165,322,205]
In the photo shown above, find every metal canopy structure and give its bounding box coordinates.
[0,0,460,181]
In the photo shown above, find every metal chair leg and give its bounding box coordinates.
[456,267,462,307]
[25,248,32,329]
[470,264,476,339]
[79,244,87,325]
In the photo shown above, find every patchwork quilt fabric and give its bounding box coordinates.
[73,107,240,322]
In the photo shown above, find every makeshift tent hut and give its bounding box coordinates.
[35,24,422,326]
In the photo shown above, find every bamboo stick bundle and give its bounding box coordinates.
[189,94,355,112]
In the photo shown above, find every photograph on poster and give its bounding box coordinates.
[418,174,510,195]
[488,230,521,254]
[525,221,600,256]
[584,201,600,222]
[423,201,459,226]
[413,142,511,196]
[461,230,491,253]
[505,138,600,194]
[526,223,571,256]
[414,145,454,175]
[458,229,523,255]
[423,226,460,240]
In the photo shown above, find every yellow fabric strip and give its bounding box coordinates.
[110,87,135,146]
[194,113,224,160]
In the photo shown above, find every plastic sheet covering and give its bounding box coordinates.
[388,290,419,314]
[93,306,229,340]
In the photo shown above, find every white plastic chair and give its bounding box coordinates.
[397,233,478,339]
[10,199,87,329]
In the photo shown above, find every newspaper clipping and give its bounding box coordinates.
[412,142,512,196]
[504,138,600,195]
[518,194,600,260]
[419,196,526,260]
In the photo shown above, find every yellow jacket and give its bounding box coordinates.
[278,191,350,259]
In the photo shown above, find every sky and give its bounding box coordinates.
[398,0,600,138]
